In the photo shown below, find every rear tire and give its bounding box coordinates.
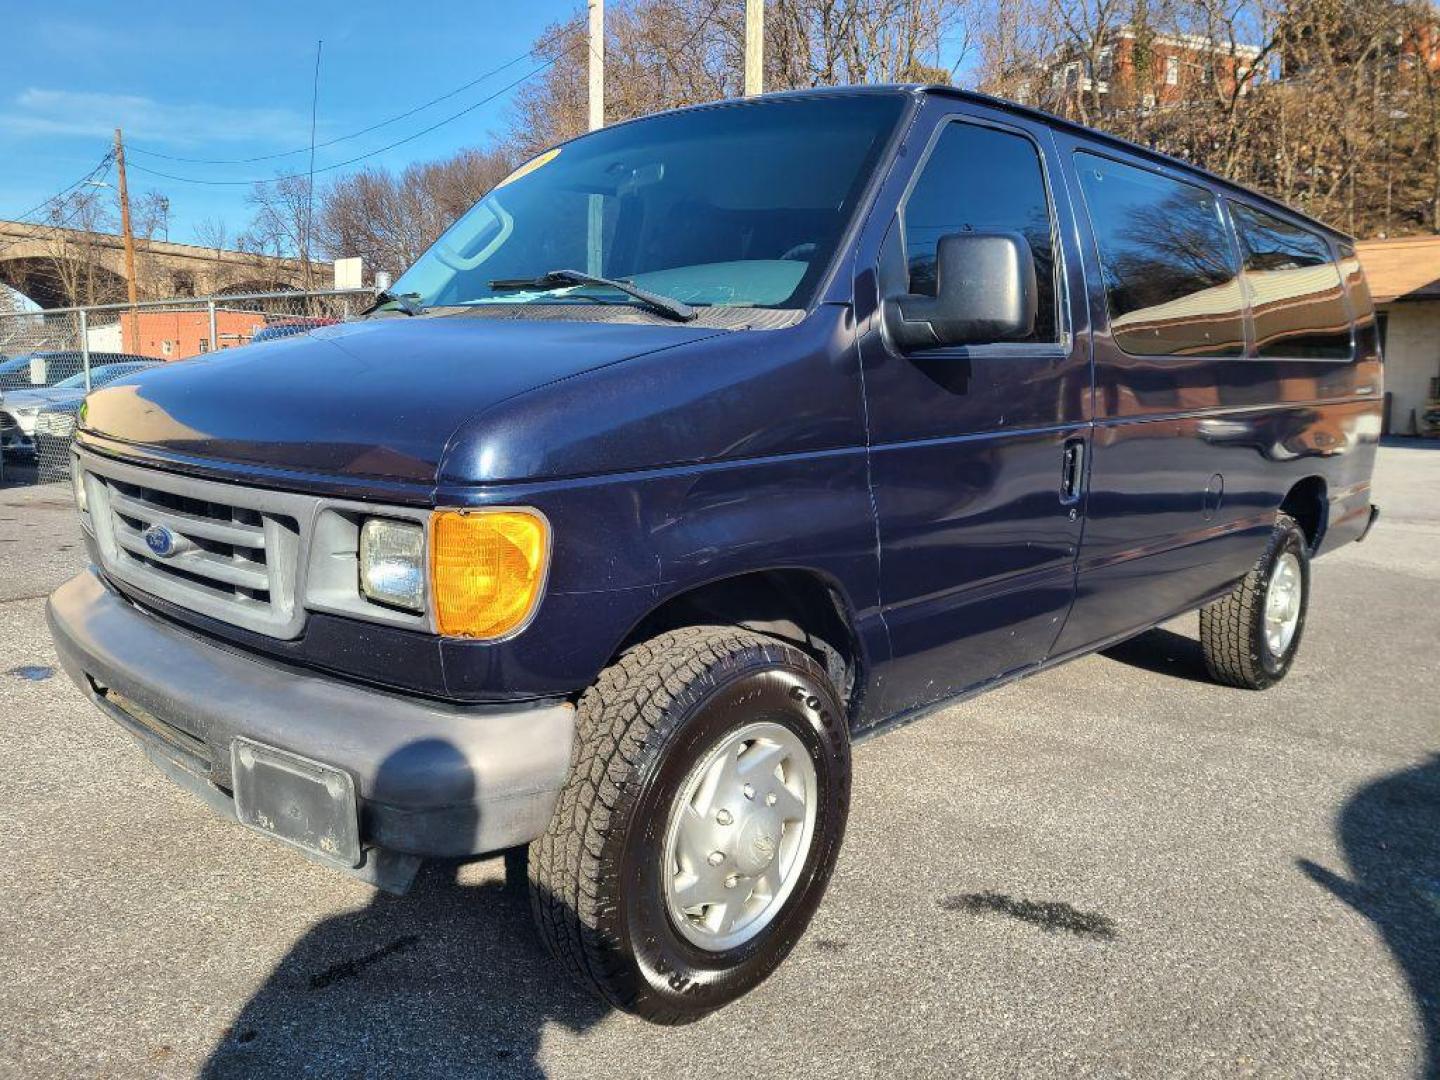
[528,625,850,1024]
[1200,514,1310,690]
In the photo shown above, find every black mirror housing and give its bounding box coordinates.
[882,231,1038,350]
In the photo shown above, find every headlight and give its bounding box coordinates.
[429,509,549,638]
[38,413,75,436]
[71,457,87,514]
[358,518,425,612]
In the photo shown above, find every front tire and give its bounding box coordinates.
[1200,513,1310,690]
[528,625,851,1024]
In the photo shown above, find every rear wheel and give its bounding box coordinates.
[528,625,850,1024]
[1200,514,1310,690]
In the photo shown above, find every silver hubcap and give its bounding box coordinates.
[1264,551,1303,656]
[661,720,817,951]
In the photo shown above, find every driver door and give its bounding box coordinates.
[859,104,1092,718]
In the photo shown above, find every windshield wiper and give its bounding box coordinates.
[488,270,696,323]
[364,289,424,317]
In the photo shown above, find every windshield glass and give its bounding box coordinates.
[393,94,907,312]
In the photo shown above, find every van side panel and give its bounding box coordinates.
[1051,132,1382,656]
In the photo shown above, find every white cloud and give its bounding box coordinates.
[0,88,310,147]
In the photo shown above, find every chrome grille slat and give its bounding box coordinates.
[112,523,272,591]
[108,489,267,549]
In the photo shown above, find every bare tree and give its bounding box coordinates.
[193,217,230,254]
[316,147,515,278]
[40,189,122,307]
[241,174,317,287]
[508,0,982,158]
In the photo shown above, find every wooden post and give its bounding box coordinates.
[113,128,139,309]
[588,0,605,131]
[745,0,764,97]
[587,0,605,275]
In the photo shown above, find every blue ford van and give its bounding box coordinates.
[47,86,1381,1022]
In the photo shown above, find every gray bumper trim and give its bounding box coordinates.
[47,569,575,867]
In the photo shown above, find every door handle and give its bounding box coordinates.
[1060,437,1085,505]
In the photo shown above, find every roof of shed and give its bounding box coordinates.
[1356,235,1440,304]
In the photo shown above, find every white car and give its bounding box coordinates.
[0,361,159,456]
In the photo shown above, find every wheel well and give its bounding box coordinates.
[616,570,862,713]
[1280,476,1328,552]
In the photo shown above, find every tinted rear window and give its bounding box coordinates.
[1076,152,1244,357]
[1230,203,1351,359]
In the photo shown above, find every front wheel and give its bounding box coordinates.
[528,625,851,1024]
[1200,513,1310,690]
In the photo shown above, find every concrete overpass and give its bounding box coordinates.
[0,219,311,309]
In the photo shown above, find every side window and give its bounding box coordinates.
[1231,204,1351,359]
[903,122,1058,343]
[1076,152,1244,357]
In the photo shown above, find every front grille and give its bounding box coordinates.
[106,476,278,604]
[35,410,75,437]
[83,454,311,639]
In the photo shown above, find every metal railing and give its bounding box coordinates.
[0,287,377,485]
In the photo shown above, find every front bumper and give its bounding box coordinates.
[47,569,575,892]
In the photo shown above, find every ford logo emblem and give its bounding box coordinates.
[143,524,178,558]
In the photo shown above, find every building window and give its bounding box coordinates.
[1165,56,1180,85]
[198,338,210,353]
[1097,48,1114,81]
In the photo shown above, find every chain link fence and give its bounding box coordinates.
[0,287,376,485]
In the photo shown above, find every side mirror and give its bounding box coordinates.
[882,231,1037,351]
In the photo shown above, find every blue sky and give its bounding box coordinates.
[2,2,581,245]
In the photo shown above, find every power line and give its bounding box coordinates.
[127,50,536,166]
[2,151,116,226]
[0,154,118,261]
[125,53,573,188]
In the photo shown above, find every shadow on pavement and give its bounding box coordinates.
[1099,625,1213,685]
[1299,754,1440,1079]
[202,852,608,1079]
[203,737,610,1079]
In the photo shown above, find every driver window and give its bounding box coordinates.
[902,122,1059,343]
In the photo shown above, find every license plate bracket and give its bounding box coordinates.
[231,738,362,868]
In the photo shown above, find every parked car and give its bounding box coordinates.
[47,86,1382,1024]
[249,316,338,345]
[0,350,152,393]
[17,362,161,475]
[2,361,160,459]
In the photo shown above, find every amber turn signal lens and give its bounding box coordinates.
[429,509,549,638]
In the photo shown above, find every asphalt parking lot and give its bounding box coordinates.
[0,444,1436,1079]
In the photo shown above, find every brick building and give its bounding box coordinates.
[115,309,268,361]
[1016,27,1265,113]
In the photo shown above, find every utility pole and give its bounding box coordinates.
[112,127,138,308]
[588,0,605,131]
[587,0,605,276]
[745,0,764,97]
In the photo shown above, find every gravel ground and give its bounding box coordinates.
[0,443,1435,1079]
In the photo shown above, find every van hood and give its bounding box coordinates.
[80,316,724,486]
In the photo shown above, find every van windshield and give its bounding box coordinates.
[391,94,908,314]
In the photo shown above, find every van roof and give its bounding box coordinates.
[726,83,1352,244]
